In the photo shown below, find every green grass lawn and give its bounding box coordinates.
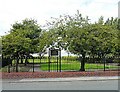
[40,62,119,71]
[15,58,119,71]
[1,58,118,72]
[27,58,118,71]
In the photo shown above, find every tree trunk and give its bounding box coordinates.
[21,58,23,64]
[8,59,10,73]
[16,58,19,72]
[24,57,28,66]
[10,58,12,66]
[80,54,85,71]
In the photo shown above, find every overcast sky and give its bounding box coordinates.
[0,0,119,36]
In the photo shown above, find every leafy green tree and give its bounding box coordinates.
[98,16,104,25]
[67,19,118,71]
[2,19,42,66]
[47,11,90,71]
[11,19,42,53]
[47,10,90,50]
[38,30,56,55]
[2,31,31,58]
[46,15,69,49]
[50,12,119,71]
[104,17,120,56]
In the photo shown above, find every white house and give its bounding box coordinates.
[31,49,76,57]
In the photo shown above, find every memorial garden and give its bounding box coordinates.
[0,11,120,73]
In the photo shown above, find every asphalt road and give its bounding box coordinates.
[2,79,119,90]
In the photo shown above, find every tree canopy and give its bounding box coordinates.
[2,19,42,58]
[47,12,119,71]
[2,11,119,71]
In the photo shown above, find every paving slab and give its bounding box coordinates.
[18,76,120,82]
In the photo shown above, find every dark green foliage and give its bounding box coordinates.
[2,19,42,58]
[1,11,119,71]
[48,12,119,71]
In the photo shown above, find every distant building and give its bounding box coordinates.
[118,1,120,18]
[31,50,76,57]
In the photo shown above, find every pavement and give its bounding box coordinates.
[2,76,119,83]
[2,76,119,90]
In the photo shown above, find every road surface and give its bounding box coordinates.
[1,78,119,90]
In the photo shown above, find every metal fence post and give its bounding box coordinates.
[59,50,61,72]
[16,57,19,72]
[57,56,58,72]
[48,56,50,72]
[33,57,34,72]
[8,58,10,73]
[103,56,106,71]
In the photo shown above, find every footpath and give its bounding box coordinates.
[19,76,119,82]
[2,76,119,84]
